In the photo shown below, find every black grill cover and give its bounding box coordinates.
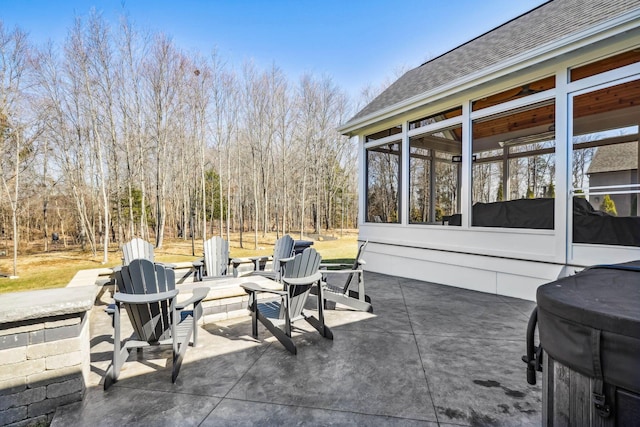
[537,261,640,394]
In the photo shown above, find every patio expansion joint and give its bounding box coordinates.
[195,340,274,425]
[399,281,441,426]
[109,383,225,400]
[214,395,438,424]
[411,331,528,342]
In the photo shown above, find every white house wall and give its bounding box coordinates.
[361,238,566,301]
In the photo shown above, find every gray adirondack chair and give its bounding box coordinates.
[318,240,372,312]
[241,247,333,354]
[233,234,295,280]
[192,236,232,281]
[104,258,208,390]
[122,238,154,265]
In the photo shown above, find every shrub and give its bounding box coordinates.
[600,194,617,216]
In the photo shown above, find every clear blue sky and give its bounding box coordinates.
[1,0,547,99]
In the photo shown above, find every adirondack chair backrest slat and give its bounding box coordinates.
[122,238,155,265]
[203,237,229,277]
[281,248,322,320]
[343,240,368,292]
[272,235,295,276]
[117,259,175,343]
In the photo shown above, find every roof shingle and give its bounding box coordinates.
[588,142,639,174]
[348,0,640,125]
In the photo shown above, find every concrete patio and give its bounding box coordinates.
[52,272,541,426]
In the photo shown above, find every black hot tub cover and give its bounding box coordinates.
[537,260,640,394]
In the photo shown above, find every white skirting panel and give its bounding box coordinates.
[363,242,568,301]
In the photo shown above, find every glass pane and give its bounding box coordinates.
[571,78,640,246]
[409,125,462,224]
[366,142,401,223]
[471,101,556,229]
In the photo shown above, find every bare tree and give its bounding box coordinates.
[0,24,38,275]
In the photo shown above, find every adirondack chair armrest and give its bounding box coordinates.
[113,289,179,305]
[241,282,287,296]
[283,271,323,286]
[320,263,351,269]
[247,255,271,271]
[279,256,295,264]
[321,269,363,276]
[249,255,272,262]
[176,287,209,309]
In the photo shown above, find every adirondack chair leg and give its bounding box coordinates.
[304,315,334,340]
[232,260,241,277]
[247,293,259,338]
[172,317,193,383]
[256,310,297,354]
[105,303,127,390]
[191,310,199,346]
[347,290,372,304]
[304,283,334,339]
[357,272,365,302]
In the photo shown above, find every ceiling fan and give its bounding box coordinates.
[515,84,542,96]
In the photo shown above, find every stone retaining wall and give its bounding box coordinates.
[0,264,263,426]
[0,284,96,427]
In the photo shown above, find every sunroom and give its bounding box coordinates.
[339,0,640,300]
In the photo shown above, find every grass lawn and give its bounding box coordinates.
[0,230,360,294]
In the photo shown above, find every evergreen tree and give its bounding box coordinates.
[547,182,555,198]
[526,188,534,199]
[600,194,617,216]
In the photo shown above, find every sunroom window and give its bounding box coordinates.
[365,135,401,223]
[571,78,640,246]
[409,124,462,224]
[470,101,556,229]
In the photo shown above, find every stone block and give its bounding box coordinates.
[45,351,82,371]
[0,333,28,351]
[26,337,81,360]
[46,377,83,399]
[27,365,81,388]
[223,296,244,305]
[28,330,44,345]
[0,377,27,397]
[204,305,225,315]
[0,346,27,364]
[0,321,43,337]
[44,315,80,329]
[0,386,46,411]
[43,322,82,342]
[225,301,244,313]
[27,391,82,418]
[0,359,45,382]
[0,406,27,426]
[6,414,47,427]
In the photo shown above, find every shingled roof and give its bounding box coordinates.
[344,0,640,129]
[588,142,639,174]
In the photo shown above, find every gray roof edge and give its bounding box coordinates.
[338,9,640,135]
